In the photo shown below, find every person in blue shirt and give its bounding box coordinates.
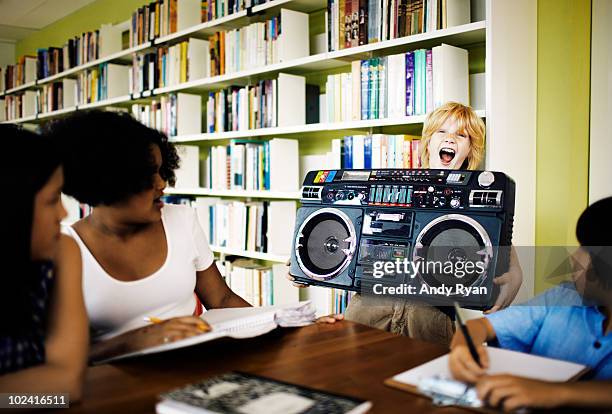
[449,196,612,411]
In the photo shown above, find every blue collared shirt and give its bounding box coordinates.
[486,283,612,380]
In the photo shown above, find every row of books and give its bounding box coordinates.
[36,80,77,114]
[322,44,468,122]
[129,38,209,94]
[36,31,100,78]
[330,134,422,169]
[205,73,305,132]
[75,63,130,105]
[193,198,296,256]
[131,93,202,137]
[1,56,37,91]
[309,287,354,315]
[129,0,272,47]
[217,259,276,307]
[209,9,308,76]
[326,0,471,52]
[2,92,37,120]
[202,0,270,23]
[205,138,299,191]
[129,0,203,47]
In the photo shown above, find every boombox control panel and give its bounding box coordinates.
[301,169,504,211]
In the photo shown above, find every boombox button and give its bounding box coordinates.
[450,198,461,209]
[347,193,354,200]
[428,186,435,192]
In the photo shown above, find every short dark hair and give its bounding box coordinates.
[576,197,612,289]
[43,110,179,206]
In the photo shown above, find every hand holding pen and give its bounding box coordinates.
[448,303,491,383]
[135,316,211,347]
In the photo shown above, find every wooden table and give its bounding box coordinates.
[63,321,472,413]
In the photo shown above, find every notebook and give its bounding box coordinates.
[385,347,588,410]
[97,302,316,364]
[156,372,372,414]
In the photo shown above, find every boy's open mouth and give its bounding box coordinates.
[439,147,456,165]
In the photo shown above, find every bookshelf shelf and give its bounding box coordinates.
[37,106,78,120]
[165,187,301,199]
[37,43,153,86]
[210,245,289,263]
[153,0,327,45]
[150,21,485,96]
[4,81,38,95]
[169,110,485,142]
[1,20,484,101]
[0,114,37,124]
[77,94,132,110]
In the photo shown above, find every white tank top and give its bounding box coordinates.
[63,204,214,341]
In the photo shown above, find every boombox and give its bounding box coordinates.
[289,169,515,309]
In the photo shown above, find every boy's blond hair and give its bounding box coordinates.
[419,102,485,170]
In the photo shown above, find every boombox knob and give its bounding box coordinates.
[478,171,495,187]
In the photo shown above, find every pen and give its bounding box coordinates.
[144,316,164,324]
[453,302,481,367]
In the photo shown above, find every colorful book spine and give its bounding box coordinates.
[360,59,370,120]
[405,51,414,116]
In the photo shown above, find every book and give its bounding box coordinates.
[385,347,588,410]
[432,43,469,108]
[156,371,372,414]
[98,302,317,364]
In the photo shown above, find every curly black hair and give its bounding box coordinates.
[43,110,179,206]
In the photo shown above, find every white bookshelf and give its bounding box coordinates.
[3,20,486,126]
[37,106,77,120]
[154,0,327,44]
[211,245,289,263]
[2,0,538,300]
[166,188,301,199]
[37,43,153,86]
[170,111,485,143]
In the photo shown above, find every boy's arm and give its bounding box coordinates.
[477,376,612,411]
[449,317,497,383]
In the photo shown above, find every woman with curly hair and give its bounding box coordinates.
[45,110,341,363]
[42,110,249,362]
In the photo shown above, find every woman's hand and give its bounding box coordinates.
[485,245,523,313]
[131,316,211,349]
[476,375,567,412]
[315,314,345,324]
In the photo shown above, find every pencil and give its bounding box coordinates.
[453,302,481,367]
[144,316,164,324]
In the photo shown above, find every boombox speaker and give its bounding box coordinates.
[289,169,515,309]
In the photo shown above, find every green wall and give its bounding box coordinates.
[535,0,591,292]
[16,0,147,57]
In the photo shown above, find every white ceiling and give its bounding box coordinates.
[0,0,96,42]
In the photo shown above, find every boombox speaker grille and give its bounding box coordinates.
[413,214,493,289]
[295,208,357,280]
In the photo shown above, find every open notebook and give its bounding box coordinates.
[97,301,316,364]
[385,347,588,410]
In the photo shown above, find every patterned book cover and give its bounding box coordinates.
[158,371,371,414]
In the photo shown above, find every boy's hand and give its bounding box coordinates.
[485,246,523,313]
[448,343,490,383]
[286,273,310,288]
[476,375,567,412]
